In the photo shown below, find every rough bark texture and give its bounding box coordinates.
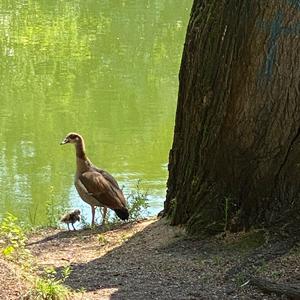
[165,0,300,234]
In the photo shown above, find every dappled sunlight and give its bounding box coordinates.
[27,218,210,299]
[27,219,157,268]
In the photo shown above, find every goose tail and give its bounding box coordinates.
[114,208,129,220]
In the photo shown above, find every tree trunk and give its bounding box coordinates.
[165,0,300,234]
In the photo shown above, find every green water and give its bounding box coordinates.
[0,0,191,226]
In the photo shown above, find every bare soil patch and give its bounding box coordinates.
[0,258,28,300]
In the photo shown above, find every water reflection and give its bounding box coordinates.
[0,0,191,225]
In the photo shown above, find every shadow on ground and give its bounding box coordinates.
[55,220,211,300]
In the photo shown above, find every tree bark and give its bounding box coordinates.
[165,0,300,234]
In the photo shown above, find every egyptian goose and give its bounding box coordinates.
[61,209,81,231]
[60,133,129,226]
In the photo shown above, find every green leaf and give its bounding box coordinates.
[2,245,15,256]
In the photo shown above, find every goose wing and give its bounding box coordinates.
[79,170,126,209]
[91,166,120,189]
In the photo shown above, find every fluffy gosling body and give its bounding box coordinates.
[61,209,81,231]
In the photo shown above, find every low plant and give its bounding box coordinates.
[109,180,150,224]
[28,266,71,300]
[0,213,72,299]
[46,186,66,228]
[79,213,90,229]
[98,234,109,245]
[0,213,33,269]
[270,270,282,279]
[127,180,150,221]
[28,203,39,226]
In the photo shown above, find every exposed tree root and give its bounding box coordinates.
[250,277,300,299]
[226,238,296,279]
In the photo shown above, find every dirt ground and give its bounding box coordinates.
[1,217,300,299]
[0,258,28,300]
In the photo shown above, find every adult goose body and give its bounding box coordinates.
[60,133,129,225]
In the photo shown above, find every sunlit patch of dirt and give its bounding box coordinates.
[0,258,28,300]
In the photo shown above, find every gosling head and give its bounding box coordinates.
[73,209,81,222]
[60,132,83,145]
[73,209,81,216]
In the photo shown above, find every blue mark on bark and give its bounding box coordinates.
[257,3,300,85]
[258,11,284,80]
[286,0,300,9]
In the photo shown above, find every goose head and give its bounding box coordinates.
[60,132,83,145]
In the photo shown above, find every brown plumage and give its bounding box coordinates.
[61,209,81,231]
[60,132,129,226]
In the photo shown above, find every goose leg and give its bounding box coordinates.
[102,207,107,226]
[72,223,76,231]
[91,205,95,226]
[67,223,70,231]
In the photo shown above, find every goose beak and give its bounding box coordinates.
[60,138,69,145]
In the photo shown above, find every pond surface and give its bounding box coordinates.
[0,0,191,226]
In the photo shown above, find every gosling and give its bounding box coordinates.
[61,209,81,231]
